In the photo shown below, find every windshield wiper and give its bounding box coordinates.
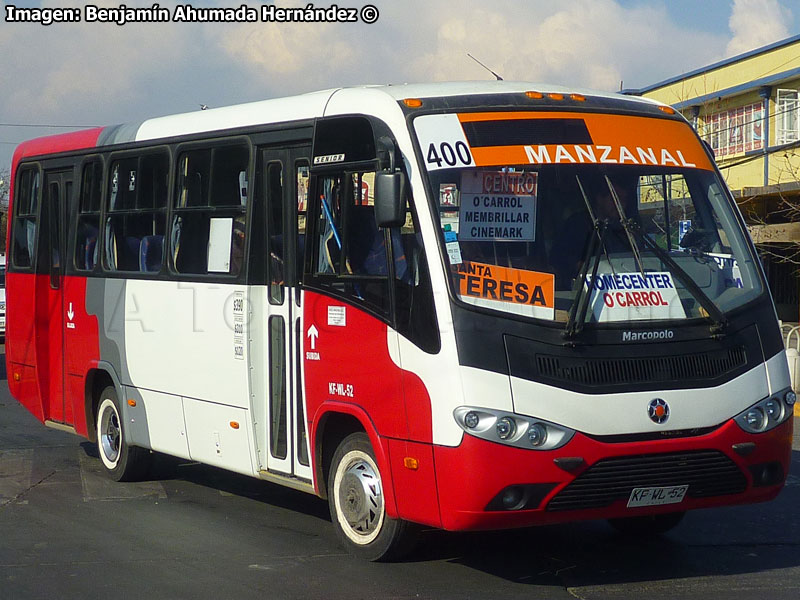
[626,221,728,337]
[565,175,727,340]
[564,176,609,341]
[605,175,645,275]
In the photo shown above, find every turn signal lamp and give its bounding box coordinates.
[127,399,137,407]
[230,421,240,430]
[403,457,419,470]
[403,98,423,108]
[658,105,676,115]
[525,91,544,99]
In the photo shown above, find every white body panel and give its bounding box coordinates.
[135,90,336,141]
[123,280,249,406]
[183,398,254,476]
[130,387,190,459]
[511,351,789,435]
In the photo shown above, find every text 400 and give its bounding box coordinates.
[426,142,471,167]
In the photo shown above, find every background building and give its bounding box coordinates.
[627,35,800,322]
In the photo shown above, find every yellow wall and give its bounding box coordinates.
[643,42,800,107]
[639,39,800,196]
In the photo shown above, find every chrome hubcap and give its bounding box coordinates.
[338,457,383,538]
[100,405,121,463]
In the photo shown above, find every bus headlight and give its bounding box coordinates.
[764,399,783,422]
[464,411,480,429]
[735,389,793,434]
[453,407,574,451]
[496,417,516,440]
[527,423,548,447]
[745,408,766,431]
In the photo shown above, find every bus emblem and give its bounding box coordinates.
[648,398,670,424]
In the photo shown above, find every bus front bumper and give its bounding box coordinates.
[433,416,793,531]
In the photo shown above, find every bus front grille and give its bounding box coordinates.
[536,346,746,387]
[546,450,747,512]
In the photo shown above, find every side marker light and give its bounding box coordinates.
[404,457,419,470]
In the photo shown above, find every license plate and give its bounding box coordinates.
[627,485,688,508]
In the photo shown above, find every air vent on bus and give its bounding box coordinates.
[536,346,746,387]
[546,450,747,512]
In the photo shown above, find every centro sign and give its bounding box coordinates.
[622,330,675,342]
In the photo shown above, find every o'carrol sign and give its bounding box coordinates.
[585,271,687,322]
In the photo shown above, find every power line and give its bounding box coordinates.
[0,122,98,128]
[716,138,800,170]
[696,101,798,139]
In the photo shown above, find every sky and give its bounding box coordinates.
[0,0,796,173]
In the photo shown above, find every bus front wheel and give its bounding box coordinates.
[328,432,418,561]
[96,386,151,482]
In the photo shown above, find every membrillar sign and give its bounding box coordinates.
[458,170,537,241]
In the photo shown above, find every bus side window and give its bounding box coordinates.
[392,198,440,353]
[104,152,168,273]
[172,144,249,276]
[296,163,309,288]
[310,171,391,315]
[75,159,103,271]
[11,167,40,270]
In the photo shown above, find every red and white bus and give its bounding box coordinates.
[6,82,794,560]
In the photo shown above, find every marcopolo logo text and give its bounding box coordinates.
[622,330,675,342]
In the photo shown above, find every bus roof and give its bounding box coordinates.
[12,81,666,165]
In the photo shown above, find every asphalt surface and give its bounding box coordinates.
[2,355,800,599]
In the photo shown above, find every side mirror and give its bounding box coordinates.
[375,170,406,228]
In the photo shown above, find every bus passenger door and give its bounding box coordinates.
[37,170,72,425]
[260,147,313,481]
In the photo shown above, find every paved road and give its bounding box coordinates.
[2,363,800,599]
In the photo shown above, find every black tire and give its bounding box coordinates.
[328,432,418,561]
[608,511,686,536]
[95,385,151,482]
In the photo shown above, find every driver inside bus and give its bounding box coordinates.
[552,175,639,290]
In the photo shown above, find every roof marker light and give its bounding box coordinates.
[547,93,564,101]
[403,98,423,108]
[658,105,676,115]
[525,91,544,99]
[570,94,586,102]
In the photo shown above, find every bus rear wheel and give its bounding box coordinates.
[96,386,151,482]
[608,511,686,536]
[328,432,418,561]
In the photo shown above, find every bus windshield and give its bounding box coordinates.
[414,111,763,327]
